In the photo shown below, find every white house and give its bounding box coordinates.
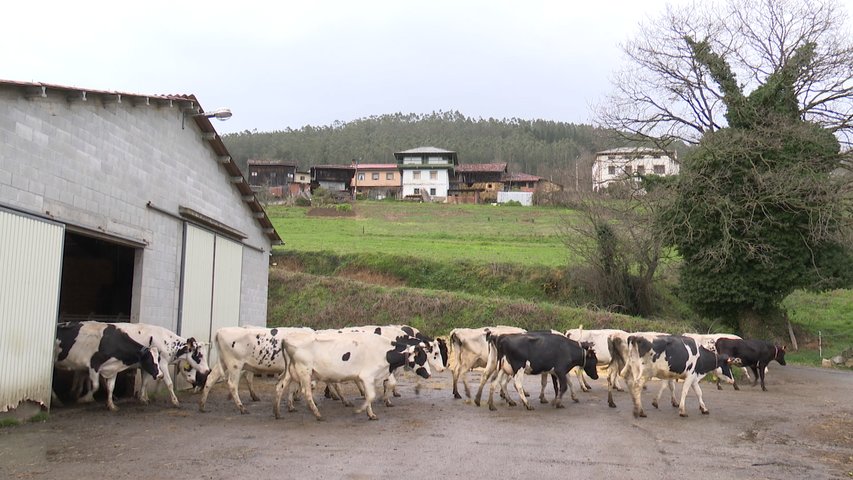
[0,80,281,412]
[592,147,680,191]
[394,146,458,201]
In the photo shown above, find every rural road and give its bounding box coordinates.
[0,365,851,479]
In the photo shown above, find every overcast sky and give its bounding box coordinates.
[3,0,685,134]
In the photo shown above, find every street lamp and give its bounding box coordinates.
[199,107,233,121]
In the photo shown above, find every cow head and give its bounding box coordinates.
[177,337,211,389]
[418,337,448,373]
[774,345,787,365]
[580,341,599,380]
[139,346,164,380]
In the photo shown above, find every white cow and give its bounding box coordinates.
[565,328,630,408]
[449,326,525,400]
[682,332,762,389]
[54,321,164,411]
[198,326,313,414]
[274,330,432,420]
[333,325,448,402]
[114,323,210,406]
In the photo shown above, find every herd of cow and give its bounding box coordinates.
[52,321,787,420]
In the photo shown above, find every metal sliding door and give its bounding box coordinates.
[0,209,64,411]
[179,224,243,364]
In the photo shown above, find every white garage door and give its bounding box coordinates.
[179,224,243,364]
[0,209,64,412]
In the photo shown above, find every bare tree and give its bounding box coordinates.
[597,0,853,149]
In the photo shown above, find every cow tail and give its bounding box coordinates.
[449,331,462,372]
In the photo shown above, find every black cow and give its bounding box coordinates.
[624,335,735,418]
[54,321,163,411]
[714,338,786,391]
[486,332,598,411]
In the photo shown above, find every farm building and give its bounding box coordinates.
[591,147,679,191]
[450,163,507,203]
[352,163,401,200]
[247,159,296,198]
[395,146,458,201]
[292,170,311,196]
[310,164,354,199]
[0,80,281,413]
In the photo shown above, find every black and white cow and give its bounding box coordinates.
[624,335,734,418]
[198,326,313,414]
[54,321,163,411]
[486,331,599,411]
[273,330,432,420]
[114,323,210,406]
[714,338,786,391]
[333,325,448,401]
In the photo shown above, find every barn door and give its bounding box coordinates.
[0,209,65,411]
[179,224,243,365]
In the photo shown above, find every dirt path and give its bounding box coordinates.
[1,365,851,480]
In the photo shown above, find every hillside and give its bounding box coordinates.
[222,111,672,182]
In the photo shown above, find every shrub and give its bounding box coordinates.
[335,203,352,213]
[501,200,523,207]
[294,196,311,207]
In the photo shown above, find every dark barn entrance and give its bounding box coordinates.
[53,231,138,404]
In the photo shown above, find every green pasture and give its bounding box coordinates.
[268,202,578,267]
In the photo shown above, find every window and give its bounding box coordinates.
[429,170,437,180]
[653,165,665,174]
[607,166,616,175]
[251,171,258,177]
[413,171,421,180]
[430,188,436,195]
[414,188,420,194]
[608,155,616,160]
[357,173,365,181]
[386,172,394,180]
[624,166,632,175]
[372,173,380,180]
[636,165,645,175]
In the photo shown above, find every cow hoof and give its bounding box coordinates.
[651,401,659,409]
[540,398,549,404]
[525,405,535,411]
[733,385,740,391]
[250,395,260,402]
[507,400,517,407]
[342,401,353,408]
[384,401,394,408]
[453,392,462,399]
[198,405,207,413]
[368,415,378,421]
[572,397,579,403]
[239,408,249,415]
[701,409,709,415]
[679,413,688,418]
[555,404,565,409]
[287,406,297,413]
[315,416,325,422]
[671,400,679,408]
[414,385,421,395]
[608,401,616,408]
[717,385,723,391]
[393,392,402,398]
[489,404,497,411]
[633,410,646,418]
[761,387,768,392]
[474,399,481,407]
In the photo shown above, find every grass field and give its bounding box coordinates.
[267,201,852,366]
[268,202,577,267]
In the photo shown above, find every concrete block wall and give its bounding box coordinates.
[0,85,272,330]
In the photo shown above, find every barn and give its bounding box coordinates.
[0,80,282,413]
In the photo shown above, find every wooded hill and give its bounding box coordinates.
[222,111,647,182]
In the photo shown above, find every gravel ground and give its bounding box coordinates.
[0,365,851,480]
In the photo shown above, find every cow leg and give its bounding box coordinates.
[383,375,396,407]
[198,362,224,412]
[159,362,180,407]
[513,370,533,410]
[225,368,247,414]
[451,363,463,399]
[629,375,646,418]
[241,371,260,402]
[79,369,100,404]
[294,368,323,420]
[103,375,119,412]
[651,381,668,409]
[668,380,678,407]
[475,352,498,406]
[677,377,693,417]
[564,372,579,403]
[355,376,378,420]
[750,366,760,387]
[539,373,549,403]
[487,370,504,411]
[331,383,352,407]
[693,379,709,414]
[758,363,768,391]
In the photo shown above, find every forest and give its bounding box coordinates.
[221,111,668,184]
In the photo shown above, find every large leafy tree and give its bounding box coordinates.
[660,37,853,332]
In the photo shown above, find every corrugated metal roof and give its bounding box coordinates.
[596,147,671,155]
[502,172,542,182]
[248,159,297,167]
[0,79,282,245]
[456,163,507,173]
[354,163,398,170]
[395,146,456,154]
